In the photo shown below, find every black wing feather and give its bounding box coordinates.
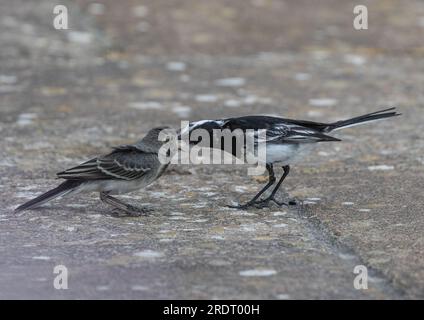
[222,116,340,143]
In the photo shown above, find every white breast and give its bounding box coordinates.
[264,143,316,165]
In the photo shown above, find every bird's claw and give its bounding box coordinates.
[228,196,298,210]
[253,197,288,209]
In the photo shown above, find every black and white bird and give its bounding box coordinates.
[182,107,401,209]
[15,127,170,216]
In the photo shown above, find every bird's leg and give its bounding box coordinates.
[228,164,276,209]
[255,165,295,208]
[99,192,151,217]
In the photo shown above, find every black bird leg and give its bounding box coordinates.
[100,192,151,217]
[255,165,294,208]
[228,164,276,209]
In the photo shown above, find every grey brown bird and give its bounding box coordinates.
[15,127,170,216]
[183,108,401,209]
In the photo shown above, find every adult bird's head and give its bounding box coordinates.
[178,119,226,147]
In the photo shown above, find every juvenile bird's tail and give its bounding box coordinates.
[14,180,82,213]
[324,107,401,132]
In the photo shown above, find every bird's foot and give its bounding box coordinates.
[111,205,153,217]
[228,197,298,210]
[253,197,288,209]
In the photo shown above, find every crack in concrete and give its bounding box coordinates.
[300,204,408,299]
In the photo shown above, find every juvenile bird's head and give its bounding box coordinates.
[142,126,172,145]
[142,126,182,163]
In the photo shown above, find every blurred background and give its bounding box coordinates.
[0,0,423,299]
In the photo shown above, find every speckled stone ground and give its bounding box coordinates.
[0,0,423,299]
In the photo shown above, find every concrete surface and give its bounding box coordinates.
[0,0,423,299]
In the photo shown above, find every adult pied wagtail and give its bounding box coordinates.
[183,107,401,209]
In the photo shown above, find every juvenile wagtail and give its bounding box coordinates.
[15,127,170,216]
[183,107,401,209]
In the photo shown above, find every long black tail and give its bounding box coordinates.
[324,107,401,132]
[14,180,82,213]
